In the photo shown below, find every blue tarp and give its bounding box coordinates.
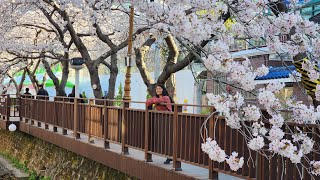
[255,65,296,80]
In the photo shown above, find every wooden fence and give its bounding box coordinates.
[3,95,319,179]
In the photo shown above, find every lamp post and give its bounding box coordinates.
[123,3,134,105]
[70,58,85,98]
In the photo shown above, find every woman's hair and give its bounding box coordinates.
[155,84,169,97]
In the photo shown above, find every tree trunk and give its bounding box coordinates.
[42,60,68,96]
[147,84,155,97]
[135,36,157,95]
[8,76,18,95]
[87,62,102,99]
[165,74,177,102]
[57,61,69,96]
[26,68,40,92]
[26,61,42,92]
[55,85,66,96]
[107,54,118,99]
[18,69,27,93]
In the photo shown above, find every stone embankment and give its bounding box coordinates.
[0,129,136,180]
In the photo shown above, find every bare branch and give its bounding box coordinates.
[101,61,112,70]
[94,26,150,65]
[94,23,117,49]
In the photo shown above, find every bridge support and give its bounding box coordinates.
[75,133,80,139]
[62,128,67,135]
[104,140,110,149]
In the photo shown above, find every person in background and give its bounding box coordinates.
[68,86,84,103]
[24,88,31,95]
[146,84,174,164]
[37,84,48,99]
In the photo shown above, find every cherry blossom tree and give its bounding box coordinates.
[136,0,320,177]
[0,1,70,95]
[35,0,149,98]
[0,0,150,98]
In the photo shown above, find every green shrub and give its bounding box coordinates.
[200,107,211,115]
[146,92,152,99]
[114,83,123,107]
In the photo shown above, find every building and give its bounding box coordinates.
[206,0,320,105]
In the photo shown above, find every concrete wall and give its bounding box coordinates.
[0,129,136,180]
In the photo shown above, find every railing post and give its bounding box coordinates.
[144,104,152,162]
[25,97,30,123]
[173,104,181,171]
[37,99,42,128]
[209,107,218,179]
[53,98,58,132]
[31,97,35,125]
[0,95,3,120]
[37,114,41,127]
[103,100,109,149]
[45,98,49,129]
[6,95,11,121]
[19,95,22,121]
[62,98,67,135]
[73,98,80,139]
[23,96,27,122]
[88,99,94,143]
[121,102,129,154]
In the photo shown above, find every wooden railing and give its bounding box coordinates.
[0,94,20,120]
[2,95,319,179]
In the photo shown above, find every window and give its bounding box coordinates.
[212,74,227,95]
[276,84,293,103]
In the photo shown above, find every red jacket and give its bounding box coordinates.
[146,96,172,111]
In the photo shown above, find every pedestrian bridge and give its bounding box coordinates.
[0,94,314,180]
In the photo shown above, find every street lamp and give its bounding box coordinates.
[70,57,85,98]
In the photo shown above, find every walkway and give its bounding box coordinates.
[17,118,243,180]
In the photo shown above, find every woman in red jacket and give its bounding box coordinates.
[146,84,173,111]
[146,84,173,164]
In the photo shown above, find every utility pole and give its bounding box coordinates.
[123,2,134,105]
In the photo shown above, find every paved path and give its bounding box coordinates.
[0,156,28,179]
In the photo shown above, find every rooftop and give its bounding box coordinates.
[255,65,296,80]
